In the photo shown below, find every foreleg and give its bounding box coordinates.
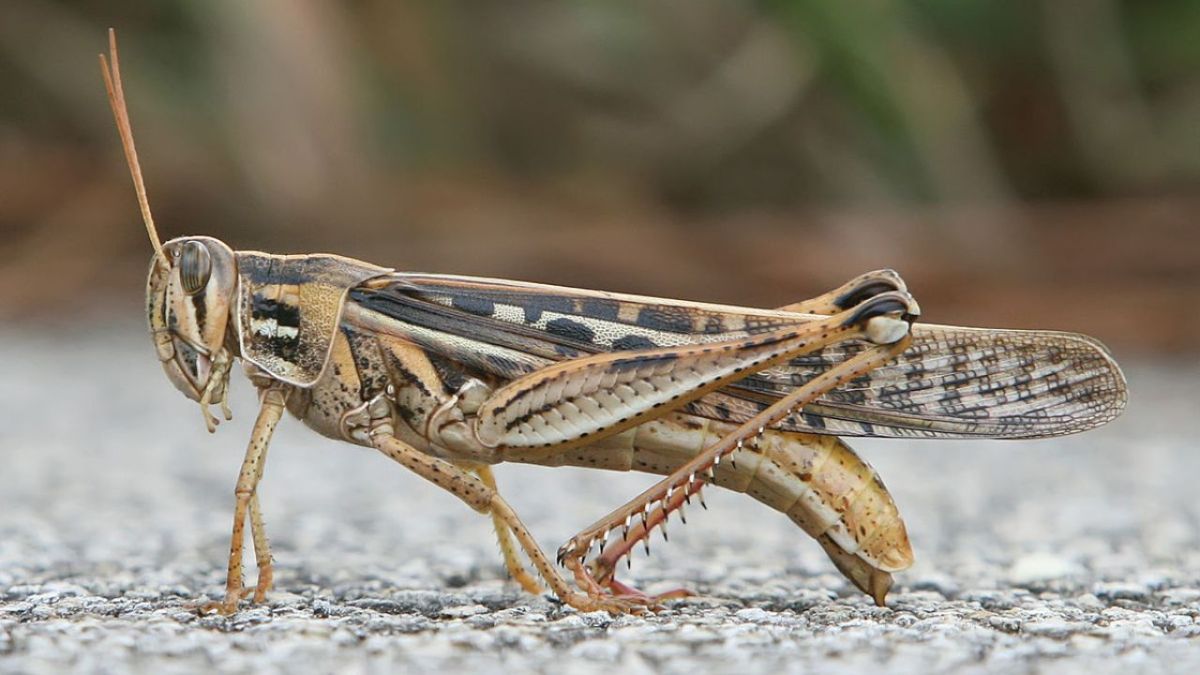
[202,385,287,615]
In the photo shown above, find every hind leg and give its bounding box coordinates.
[563,333,913,606]
[470,293,918,608]
[776,269,907,315]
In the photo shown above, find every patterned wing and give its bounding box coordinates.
[691,325,1126,439]
[347,274,1126,440]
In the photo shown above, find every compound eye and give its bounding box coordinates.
[179,241,212,295]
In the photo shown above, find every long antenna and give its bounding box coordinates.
[99,28,165,263]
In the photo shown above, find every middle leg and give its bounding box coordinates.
[466,464,544,595]
[201,385,287,615]
[360,400,647,613]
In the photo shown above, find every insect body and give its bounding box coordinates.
[100,32,1127,614]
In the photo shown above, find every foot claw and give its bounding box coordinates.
[198,578,267,615]
[252,568,274,604]
[568,592,653,615]
[562,566,692,615]
[607,577,692,605]
[198,596,241,616]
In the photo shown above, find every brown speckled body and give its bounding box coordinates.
[149,243,1123,613]
[210,253,1125,610]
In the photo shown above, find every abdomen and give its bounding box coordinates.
[518,411,913,601]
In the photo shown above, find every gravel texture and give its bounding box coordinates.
[1,324,1198,674]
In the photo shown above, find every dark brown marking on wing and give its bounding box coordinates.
[521,295,575,324]
[554,343,584,358]
[545,317,596,344]
[580,297,620,321]
[613,335,659,351]
[451,294,496,317]
[636,306,693,333]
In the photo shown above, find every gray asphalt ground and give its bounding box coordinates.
[1,323,1198,674]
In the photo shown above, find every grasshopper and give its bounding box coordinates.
[99,31,1127,615]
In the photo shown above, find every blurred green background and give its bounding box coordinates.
[1,0,1197,353]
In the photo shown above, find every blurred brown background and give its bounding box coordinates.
[1,0,1197,354]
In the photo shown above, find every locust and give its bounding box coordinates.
[98,31,1127,615]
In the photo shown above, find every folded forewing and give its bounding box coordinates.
[347,274,1127,440]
